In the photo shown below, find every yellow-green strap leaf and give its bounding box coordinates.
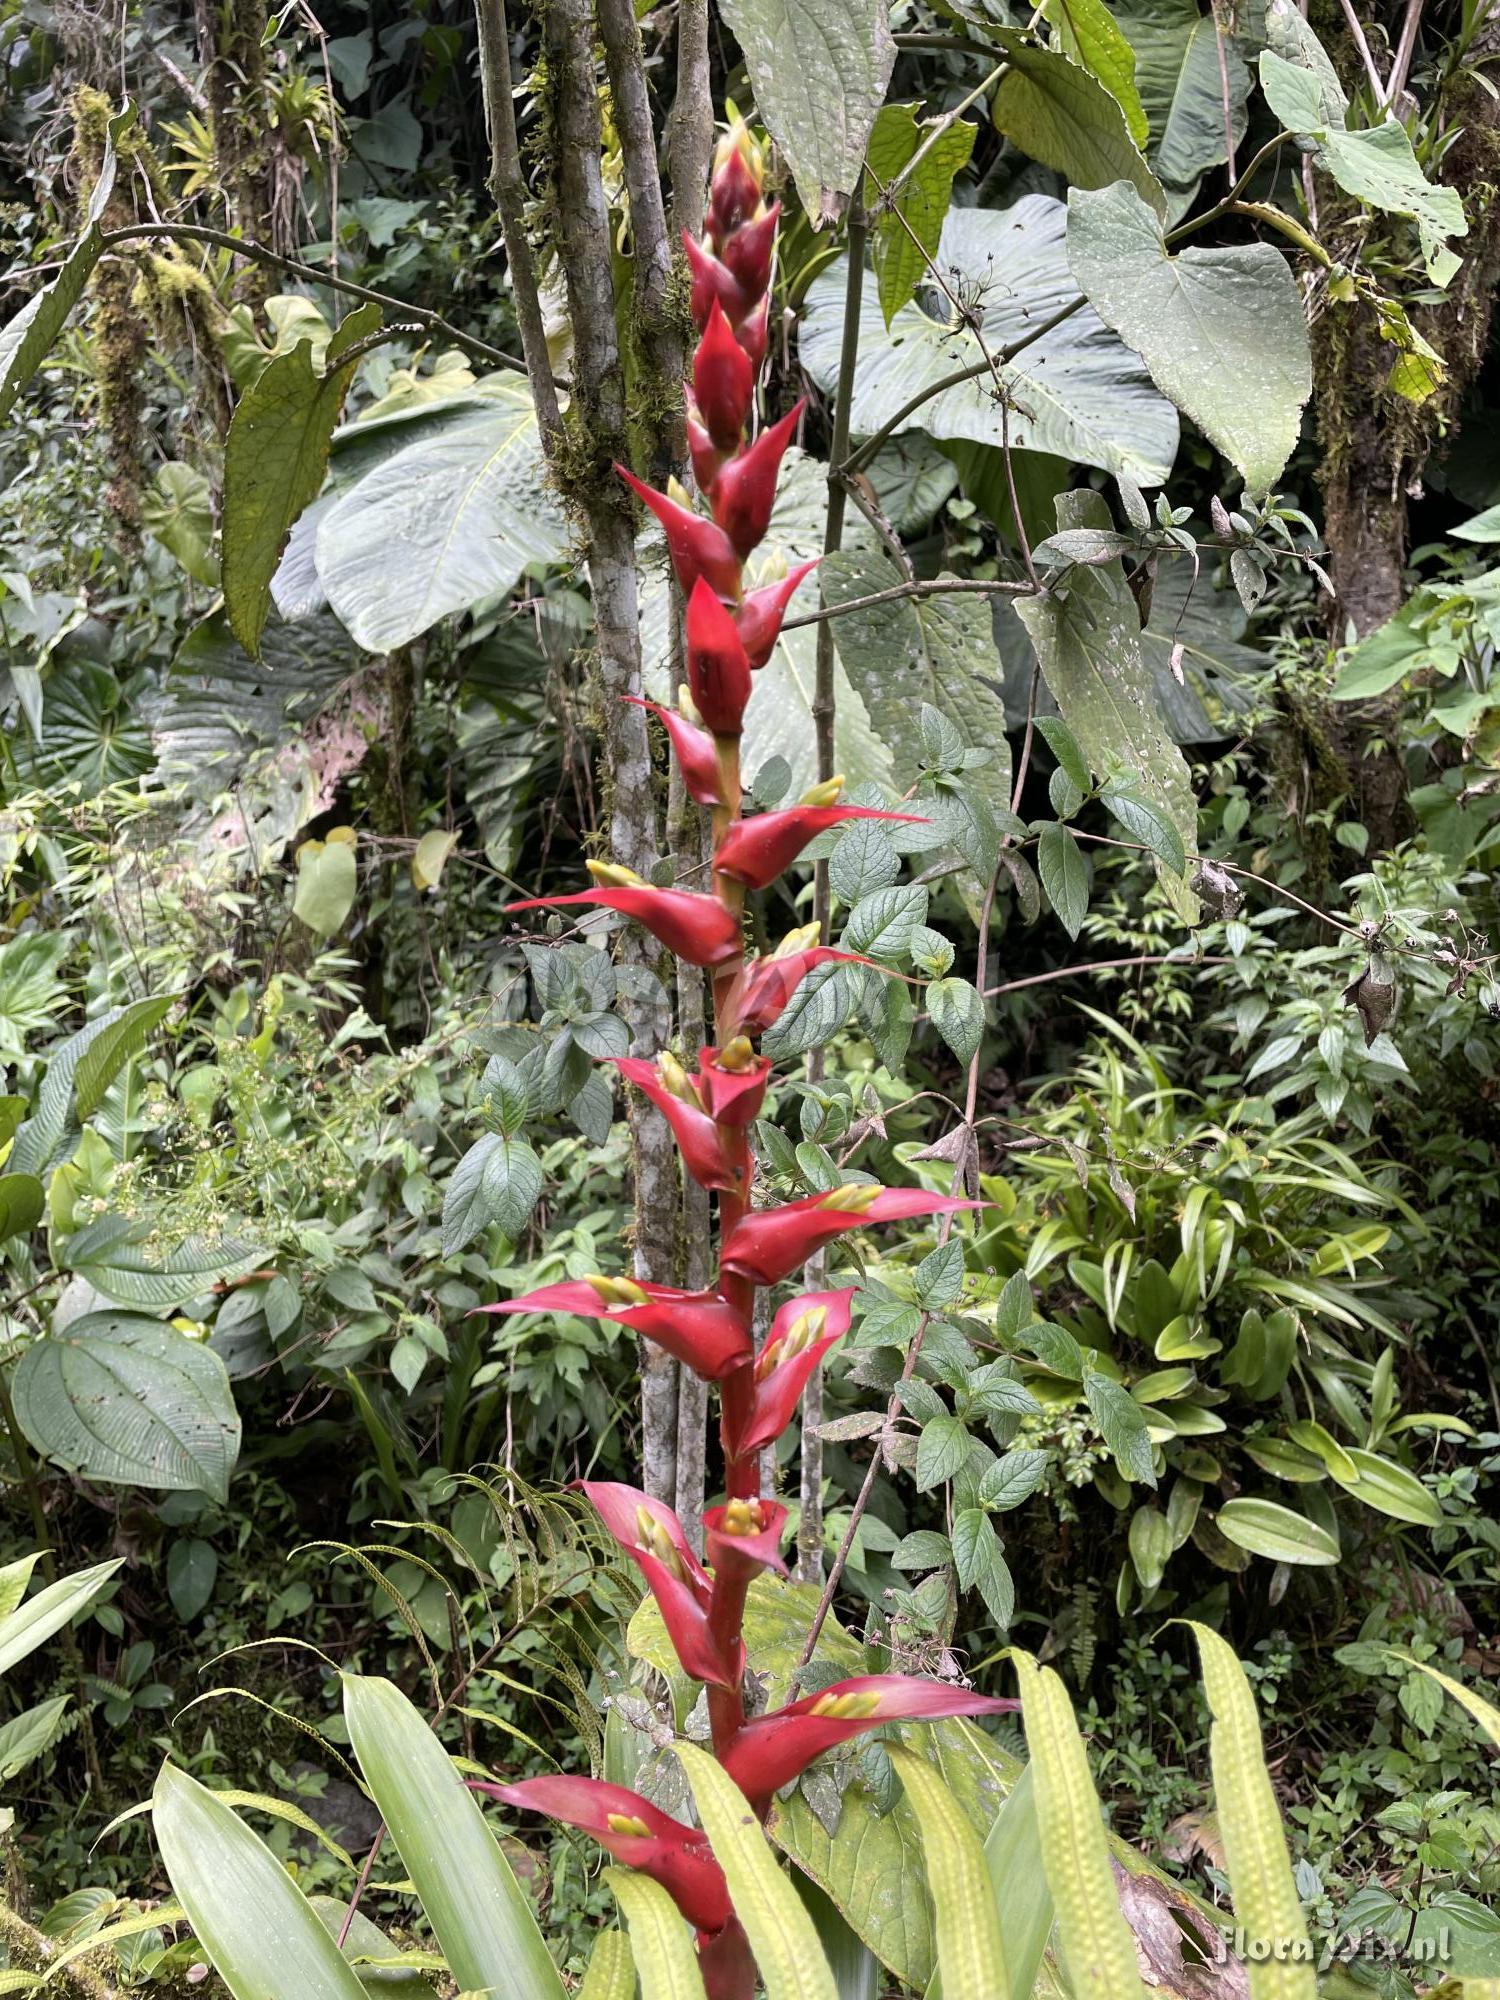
[1395,1652,1500,1749]
[42,1905,186,1983]
[889,1746,1009,2000]
[577,1928,635,2000]
[1010,1649,1143,2000]
[1183,1622,1313,2000]
[674,1741,838,2000]
[603,1870,706,2000]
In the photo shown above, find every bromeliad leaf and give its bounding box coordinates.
[864,104,977,324]
[1066,180,1312,494]
[718,0,896,226]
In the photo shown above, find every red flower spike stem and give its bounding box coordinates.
[694,299,756,451]
[479,1776,732,1935]
[499,130,1007,1995]
[708,402,804,559]
[736,558,820,669]
[721,1677,1020,1809]
[686,577,754,736]
[476,1277,751,1380]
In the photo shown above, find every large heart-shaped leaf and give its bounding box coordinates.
[315,383,567,651]
[1113,0,1251,196]
[14,1312,241,1501]
[799,202,1179,486]
[1067,179,1311,493]
[719,0,896,226]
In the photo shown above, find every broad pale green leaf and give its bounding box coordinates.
[1215,1497,1340,1565]
[167,1538,219,1621]
[1043,0,1148,145]
[142,461,219,586]
[441,1132,543,1255]
[0,1695,70,1780]
[0,1173,43,1245]
[223,303,383,658]
[1015,491,1196,916]
[0,1555,41,1623]
[73,994,174,1117]
[153,1764,370,2000]
[865,104,977,324]
[0,106,134,422]
[1067,180,1310,493]
[1326,1447,1443,1527]
[63,1213,267,1308]
[603,1871,705,2000]
[1184,1623,1314,2000]
[316,385,567,651]
[676,1743,838,2000]
[308,1898,438,2000]
[963,1761,1054,2000]
[14,1314,241,1501]
[1113,0,1250,194]
[799,204,1179,486]
[719,0,896,225]
[1037,823,1089,938]
[293,835,359,936]
[890,1748,1009,2000]
[342,1673,565,2000]
[989,33,1164,215]
[1084,1369,1157,1485]
[10,1003,174,1180]
[0,1559,120,1676]
[1010,1651,1144,2000]
[1262,0,1347,126]
[928,978,985,1065]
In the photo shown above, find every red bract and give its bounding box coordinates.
[721,1675,1018,1805]
[708,139,762,241]
[735,558,819,669]
[612,1054,748,1195]
[616,464,743,600]
[695,1042,771,1127]
[582,1482,743,1689]
[720,1188,984,1287]
[713,802,927,891]
[703,1495,789,1582]
[723,944,875,1039]
[622,696,723,808]
[720,202,781,298]
[686,410,726,495]
[682,228,749,332]
[734,293,770,372]
[477,1277,751,1379]
[483,1776,732,1935]
[687,577,753,736]
[709,403,802,559]
[694,299,756,450]
[722,1287,856,1460]
[504,884,742,968]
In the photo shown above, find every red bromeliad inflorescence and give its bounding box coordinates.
[495,120,1010,1996]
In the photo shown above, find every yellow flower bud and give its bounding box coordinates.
[817,1183,883,1214]
[678,683,704,727]
[809,1690,882,1719]
[585,1274,650,1306]
[799,776,845,808]
[586,859,646,888]
[667,474,694,509]
[774,922,821,958]
[635,1506,688,1581]
[606,1812,652,1838]
[721,1497,765,1536]
[715,1035,757,1073]
[657,1050,703,1109]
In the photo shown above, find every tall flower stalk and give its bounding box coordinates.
[495,123,1009,1997]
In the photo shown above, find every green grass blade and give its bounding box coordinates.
[890,1746,1009,2000]
[577,1928,635,2000]
[675,1741,838,2000]
[341,1673,564,2000]
[1396,1651,1500,1748]
[1183,1622,1313,1999]
[152,1763,369,2000]
[1010,1649,1143,2000]
[603,1870,706,2000]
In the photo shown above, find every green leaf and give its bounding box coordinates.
[1325,1447,1443,1527]
[1037,823,1089,939]
[603,1872,705,2000]
[718,0,896,226]
[1113,0,1250,193]
[1392,1653,1500,1752]
[0,1174,44,1245]
[865,105,977,324]
[1010,1650,1144,2000]
[342,1673,565,2000]
[63,1213,267,1308]
[990,34,1163,214]
[441,1133,543,1256]
[1329,604,1430,700]
[293,835,359,936]
[1067,180,1310,493]
[10,1004,172,1180]
[979,1449,1048,1511]
[576,1930,636,2000]
[916,1415,972,1491]
[142,461,219,586]
[0,106,135,423]
[844,885,930,961]
[167,1538,218,1621]
[1015,490,1196,918]
[1215,1497,1340,1565]
[1183,1623,1315,2000]
[927,978,985,1065]
[153,1763,370,2000]
[0,1559,120,1676]
[223,303,383,658]
[676,1742,838,2000]
[1043,0,1148,146]
[1036,716,1090,790]
[889,1747,1009,2000]
[1084,1370,1157,1486]
[1128,1505,1173,1591]
[1098,785,1186,871]
[308,1897,439,2000]
[0,1695,69,1780]
[316,386,567,652]
[73,994,174,1117]
[14,1314,241,1502]
[800,205,1179,487]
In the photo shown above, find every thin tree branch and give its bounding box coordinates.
[783,574,1031,632]
[1382,0,1424,106]
[99,222,528,373]
[1335,0,1390,99]
[883,63,1006,204]
[984,953,1228,998]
